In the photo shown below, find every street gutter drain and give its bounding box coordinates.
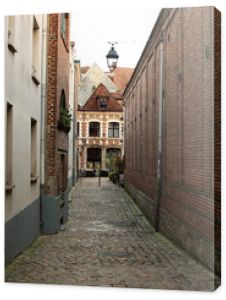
[102,251,132,258]
[108,220,137,228]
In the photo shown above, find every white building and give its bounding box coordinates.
[68,41,77,190]
[5,14,47,263]
[5,14,79,262]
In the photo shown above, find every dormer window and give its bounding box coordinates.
[98,97,108,110]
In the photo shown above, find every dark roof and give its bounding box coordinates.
[79,83,123,112]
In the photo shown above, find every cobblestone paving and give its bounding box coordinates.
[5,178,217,290]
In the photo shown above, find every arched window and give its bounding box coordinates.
[89,122,100,137]
[60,90,66,109]
[108,122,119,138]
[58,90,71,132]
[60,13,66,40]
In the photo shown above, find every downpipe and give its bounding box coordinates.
[39,15,47,229]
[155,32,164,232]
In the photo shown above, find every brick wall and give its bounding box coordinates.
[124,7,220,275]
[214,7,221,277]
[45,13,70,195]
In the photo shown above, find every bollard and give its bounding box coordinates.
[96,169,101,187]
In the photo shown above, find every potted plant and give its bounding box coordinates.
[58,107,72,133]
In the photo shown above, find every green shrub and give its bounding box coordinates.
[59,108,72,128]
[108,171,117,183]
[113,156,124,175]
[108,156,125,184]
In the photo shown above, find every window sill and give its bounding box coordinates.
[8,43,17,54]
[5,184,15,193]
[31,75,40,86]
[30,176,38,184]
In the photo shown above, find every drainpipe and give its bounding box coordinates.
[40,14,47,228]
[72,61,77,185]
[155,31,164,232]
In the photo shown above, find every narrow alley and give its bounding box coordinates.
[5,178,216,290]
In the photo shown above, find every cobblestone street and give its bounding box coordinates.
[5,178,217,290]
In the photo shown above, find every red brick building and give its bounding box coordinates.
[42,13,71,233]
[77,83,124,174]
[124,7,221,278]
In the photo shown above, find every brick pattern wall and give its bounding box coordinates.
[124,7,220,274]
[45,14,70,195]
[214,8,221,277]
[46,14,58,186]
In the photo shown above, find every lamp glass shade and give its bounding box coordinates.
[106,46,119,72]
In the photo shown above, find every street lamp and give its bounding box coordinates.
[106,42,119,72]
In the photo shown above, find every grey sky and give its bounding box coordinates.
[71,8,160,71]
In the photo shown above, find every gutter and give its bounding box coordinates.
[40,14,48,227]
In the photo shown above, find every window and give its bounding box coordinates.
[7,16,17,54]
[108,122,119,138]
[61,13,67,41]
[31,118,37,183]
[107,148,121,156]
[89,122,100,137]
[87,148,101,169]
[106,148,121,170]
[32,16,40,85]
[98,98,108,110]
[60,90,66,109]
[121,123,124,136]
[77,122,80,137]
[58,90,71,132]
[6,103,13,191]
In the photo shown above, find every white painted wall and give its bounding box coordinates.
[5,15,44,222]
[68,43,75,185]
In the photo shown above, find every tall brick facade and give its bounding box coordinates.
[124,7,221,280]
[42,13,70,233]
[214,7,221,278]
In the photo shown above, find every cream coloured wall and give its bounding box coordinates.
[5,15,44,222]
[76,111,124,170]
[68,43,75,184]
